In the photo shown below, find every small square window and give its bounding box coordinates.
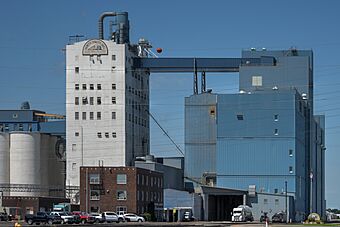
[90,190,100,200]
[97,84,101,90]
[75,132,79,137]
[112,97,116,104]
[89,173,100,184]
[289,166,293,174]
[75,97,79,105]
[274,129,279,135]
[75,112,79,120]
[90,84,94,90]
[105,132,109,138]
[97,112,101,120]
[112,84,116,90]
[112,132,117,138]
[82,84,87,90]
[12,113,18,119]
[75,67,79,74]
[82,97,88,105]
[252,75,262,86]
[117,190,127,200]
[97,132,102,138]
[117,174,127,184]
[75,84,79,90]
[237,114,244,120]
[289,149,293,157]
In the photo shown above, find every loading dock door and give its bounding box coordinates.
[208,195,243,221]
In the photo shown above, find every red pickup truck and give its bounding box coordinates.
[72,212,96,224]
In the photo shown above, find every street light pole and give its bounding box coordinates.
[310,171,313,214]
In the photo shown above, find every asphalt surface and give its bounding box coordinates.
[1,221,339,227]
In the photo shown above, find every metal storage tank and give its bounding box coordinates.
[40,134,50,196]
[0,133,10,196]
[10,132,41,196]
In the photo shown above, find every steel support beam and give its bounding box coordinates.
[133,57,275,73]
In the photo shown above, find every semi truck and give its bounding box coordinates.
[231,205,254,222]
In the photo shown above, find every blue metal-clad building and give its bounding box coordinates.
[0,103,65,136]
[185,93,217,183]
[184,49,326,221]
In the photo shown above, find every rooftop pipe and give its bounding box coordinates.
[98,12,117,40]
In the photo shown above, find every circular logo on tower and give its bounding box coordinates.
[82,39,108,56]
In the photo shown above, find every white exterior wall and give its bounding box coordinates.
[66,40,149,188]
[0,133,10,195]
[10,132,41,196]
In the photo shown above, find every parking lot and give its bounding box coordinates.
[0,221,334,227]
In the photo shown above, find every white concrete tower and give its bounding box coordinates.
[66,12,150,198]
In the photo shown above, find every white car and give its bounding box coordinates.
[50,212,74,224]
[102,211,125,223]
[124,213,145,222]
[90,213,104,223]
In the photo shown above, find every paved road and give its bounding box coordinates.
[1,221,338,227]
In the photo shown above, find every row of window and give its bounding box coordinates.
[97,132,117,138]
[127,114,148,127]
[137,174,162,187]
[236,114,279,121]
[75,83,115,91]
[75,83,117,91]
[137,190,162,203]
[90,173,126,184]
[0,123,33,132]
[127,86,147,100]
[75,96,116,105]
[127,99,147,111]
[74,112,116,120]
[90,189,127,201]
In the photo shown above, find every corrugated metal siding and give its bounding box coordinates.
[216,92,299,194]
[184,93,217,181]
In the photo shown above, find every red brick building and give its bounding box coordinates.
[79,166,163,219]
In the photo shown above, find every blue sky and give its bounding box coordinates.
[1,0,340,207]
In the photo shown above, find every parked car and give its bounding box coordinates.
[272,211,287,223]
[0,212,13,222]
[25,212,62,225]
[50,211,75,224]
[183,211,195,221]
[124,213,145,222]
[102,211,125,223]
[90,213,105,223]
[72,211,96,224]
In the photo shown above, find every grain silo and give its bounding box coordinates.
[9,132,41,196]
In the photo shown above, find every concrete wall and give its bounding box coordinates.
[66,39,149,189]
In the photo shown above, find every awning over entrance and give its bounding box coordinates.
[201,186,247,221]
